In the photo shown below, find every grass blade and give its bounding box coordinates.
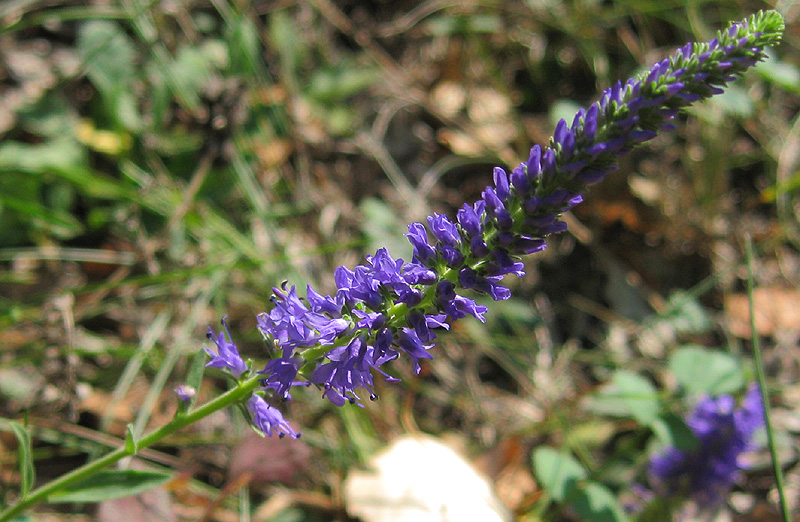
[7,420,35,498]
[745,235,790,522]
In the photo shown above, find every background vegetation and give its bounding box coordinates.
[0,0,798,520]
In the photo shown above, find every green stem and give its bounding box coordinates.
[0,375,262,521]
[745,236,790,522]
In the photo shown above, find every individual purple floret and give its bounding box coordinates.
[201,11,784,436]
[247,394,301,439]
[204,317,248,377]
[649,385,765,503]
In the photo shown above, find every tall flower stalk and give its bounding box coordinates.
[235,10,785,423]
[0,10,784,521]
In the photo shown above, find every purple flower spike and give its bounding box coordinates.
[649,385,764,503]
[206,11,783,433]
[204,317,248,377]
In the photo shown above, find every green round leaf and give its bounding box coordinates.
[587,370,661,426]
[669,345,745,396]
[570,482,630,522]
[650,412,699,452]
[532,447,586,501]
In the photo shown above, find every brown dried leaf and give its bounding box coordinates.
[724,287,800,338]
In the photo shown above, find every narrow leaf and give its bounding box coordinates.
[49,470,173,503]
[185,349,208,400]
[9,421,35,497]
[175,350,207,415]
[125,424,138,454]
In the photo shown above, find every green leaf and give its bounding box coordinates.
[569,482,630,522]
[532,447,586,502]
[17,94,76,138]
[757,54,800,94]
[550,99,583,128]
[185,349,208,399]
[49,470,173,503]
[588,371,661,426]
[78,21,136,92]
[0,191,84,239]
[425,14,501,36]
[125,424,138,454]
[77,20,140,130]
[8,421,35,498]
[226,16,260,76]
[669,345,745,396]
[319,104,357,136]
[661,291,711,334]
[612,371,660,425]
[359,197,412,261]
[650,412,699,452]
[307,64,378,104]
[170,45,214,106]
[268,10,307,78]
[0,138,86,174]
[175,350,208,415]
[636,496,679,522]
[7,515,35,522]
[709,85,754,118]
